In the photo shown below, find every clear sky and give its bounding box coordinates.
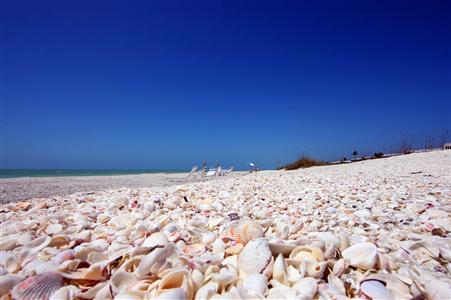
[2,0,450,169]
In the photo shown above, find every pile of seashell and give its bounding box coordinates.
[1,151,450,299]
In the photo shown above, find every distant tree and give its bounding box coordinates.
[352,150,358,161]
[342,157,347,162]
[374,152,384,159]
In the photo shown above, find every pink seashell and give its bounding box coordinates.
[12,272,64,300]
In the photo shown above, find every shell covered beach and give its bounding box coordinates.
[1,151,450,300]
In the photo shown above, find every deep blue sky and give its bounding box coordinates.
[1,0,450,169]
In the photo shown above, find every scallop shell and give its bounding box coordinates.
[237,239,273,278]
[12,272,64,300]
[221,220,264,245]
[342,242,377,270]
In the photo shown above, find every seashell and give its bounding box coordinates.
[221,220,264,245]
[242,274,268,296]
[0,274,24,296]
[237,239,273,278]
[12,272,64,300]
[49,285,80,300]
[154,288,186,300]
[194,281,219,300]
[0,237,17,251]
[267,286,299,299]
[224,243,243,255]
[289,245,326,278]
[157,269,193,300]
[51,249,75,266]
[142,232,169,249]
[342,242,377,270]
[268,240,297,257]
[211,239,226,256]
[272,254,289,285]
[192,269,204,293]
[26,235,51,253]
[0,252,19,273]
[17,233,33,245]
[115,291,146,300]
[292,277,317,300]
[332,258,346,276]
[359,279,394,300]
[205,267,235,292]
[0,267,7,275]
[60,263,106,281]
[96,213,111,224]
[48,235,70,248]
[111,270,139,294]
[46,224,63,235]
[91,239,110,251]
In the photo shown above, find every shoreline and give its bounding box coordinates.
[0,171,246,204]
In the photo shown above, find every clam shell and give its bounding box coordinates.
[137,244,174,275]
[12,272,64,300]
[342,242,377,270]
[360,279,394,300]
[111,270,139,294]
[238,239,273,278]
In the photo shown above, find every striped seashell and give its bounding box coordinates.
[12,272,64,300]
[221,219,264,245]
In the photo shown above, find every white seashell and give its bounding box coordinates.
[115,291,146,300]
[111,270,139,294]
[292,277,317,300]
[272,254,289,285]
[0,237,17,251]
[51,249,75,266]
[0,252,19,273]
[242,274,268,296]
[136,244,174,275]
[17,233,33,245]
[49,285,80,300]
[142,232,169,248]
[238,239,273,278]
[154,288,186,300]
[360,279,394,300]
[46,224,64,235]
[268,240,297,257]
[157,269,193,300]
[194,281,219,300]
[211,239,226,256]
[342,242,377,270]
[0,274,24,296]
[192,269,204,293]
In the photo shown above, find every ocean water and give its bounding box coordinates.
[0,169,186,179]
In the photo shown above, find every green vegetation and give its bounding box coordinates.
[278,155,328,170]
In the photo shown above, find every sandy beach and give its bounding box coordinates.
[0,172,244,204]
[1,151,450,299]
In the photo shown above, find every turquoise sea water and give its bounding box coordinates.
[0,169,186,178]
